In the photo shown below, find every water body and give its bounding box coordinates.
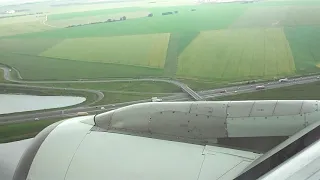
[0,94,86,114]
[0,139,33,180]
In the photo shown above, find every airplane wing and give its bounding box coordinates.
[12,100,320,180]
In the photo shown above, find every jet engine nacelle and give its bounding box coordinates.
[13,100,320,180]
[95,100,320,141]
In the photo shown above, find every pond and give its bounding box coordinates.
[0,94,86,114]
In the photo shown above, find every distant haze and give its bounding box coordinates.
[0,0,48,6]
[0,0,152,6]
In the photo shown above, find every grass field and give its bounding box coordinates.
[49,11,151,27]
[284,26,320,73]
[0,69,6,83]
[48,7,142,21]
[0,38,63,55]
[0,1,320,88]
[0,21,53,37]
[36,81,181,93]
[40,34,170,68]
[177,28,295,80]
[0,52,163,80]
[216,81,320,101]
[230,7,289,28]
[164,32,199,76]
[231,6,320,28]
[96,91,161,105]
[0,119,61,143]
[10,4,246,39]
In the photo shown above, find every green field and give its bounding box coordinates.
[40,34,170,68]
[216,81,320,101]
[230,6,320,28]
[0,1,320,88]
[10,4,246,39]
[0,38,64,55]
[285,26,320,73]
[164,32,199,76]
[49,11,151,27]
[48,7,142,21]
[0,119,61,143]
[0,21,53,37]
[0,52,163,80]
[0,69,6,82]
[37,81,180,93]
[177,28,295,80]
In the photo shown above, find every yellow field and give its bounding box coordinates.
[177,28,295,80]
[0,21,53,37]
[40,33,170,68]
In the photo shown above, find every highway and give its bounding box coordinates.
[1,65,320,124]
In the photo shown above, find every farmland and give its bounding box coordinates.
[284,26,320,73]
[49,11,151,27]
[0,52,163,80]
[0,0,320,89]
[48,7,142,21]
[10,4,246,39]
[0,21,53,37]
[177,28,295,80]
[40,34,170,68]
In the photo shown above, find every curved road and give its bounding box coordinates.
[1,65,320,124]
[0,65,202,100]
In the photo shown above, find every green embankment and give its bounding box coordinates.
[0,119,61,143]
[96,92,160,105]
[0,69,6,83]
[37,81,181,93]
[216,81,320,101]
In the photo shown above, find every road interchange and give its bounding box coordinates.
[1,65,320,124]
